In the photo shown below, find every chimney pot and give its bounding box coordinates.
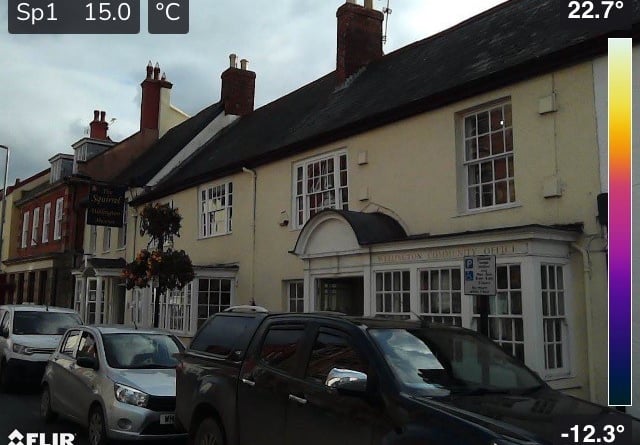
[140,61,173,131]
[240,59,248,70]
[364,0,373,8]
[161,72,167,81]
[229,53,238,68]
[89,109,109,140]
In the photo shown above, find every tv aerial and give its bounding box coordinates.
[379,0,392,44]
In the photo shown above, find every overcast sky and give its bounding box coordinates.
[0,0,507,185]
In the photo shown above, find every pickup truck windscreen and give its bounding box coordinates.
[370,328,541,397]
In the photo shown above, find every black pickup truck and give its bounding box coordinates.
[176,309,638,445]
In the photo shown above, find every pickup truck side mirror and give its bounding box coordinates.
[325,368,368,394]
[0,327,9,338]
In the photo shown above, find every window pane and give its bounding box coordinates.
[191,315,257,356]
[468,164,480,186]
[464,115,477,137]
[260,327,305,374]
[477,111,489,134]
[465,139,477,160]
[478,135,490,158]
[490,107,504,131]
[495,181,508,204]
[305,333,366,384]
[482,184,493,207]
[491,131,505,155]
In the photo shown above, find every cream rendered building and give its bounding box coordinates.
[121,0,638,408]
[72,64,190,326]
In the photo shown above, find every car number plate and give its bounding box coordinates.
[160,414,175,425]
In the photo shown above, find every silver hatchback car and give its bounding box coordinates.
[41,325,187,445]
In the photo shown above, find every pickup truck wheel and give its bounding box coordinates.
[194,418,224,445]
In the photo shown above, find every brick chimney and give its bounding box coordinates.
[336,0,384,84]
[140,61,173,130]
[220,54,256,116]
[89,110,109,140]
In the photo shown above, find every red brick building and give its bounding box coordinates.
[2,112,114,307]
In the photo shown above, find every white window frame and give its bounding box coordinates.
[74,277,85,319]
[462,101,515,211]
[419,267,463,326]
[195,275,235,329]
[53,197,64,240]
[158,283,193,335]
[198,182,233,238]
[471,264,526,363]
[368,254,572,382]
[31,207,40,246]
[103,227,111,252]
[117,204,127,249]
[374,270,411,317]
[286,280,304,312]
[21,211,30,248]
[292,150,348,229]
[539,263,571,379]
[85,277,107,325]
[42,203,51,243]
[88,224,97,253]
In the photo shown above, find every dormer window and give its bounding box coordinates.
[49,154,74,183]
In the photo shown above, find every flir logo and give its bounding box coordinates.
[8,430,74,445]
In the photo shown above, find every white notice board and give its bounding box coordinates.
[463,255,496,296]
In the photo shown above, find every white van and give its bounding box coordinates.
[0,305,82,391]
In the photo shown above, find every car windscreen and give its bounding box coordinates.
[102,333,184,369]
[12,311,81,335]
[370,327,541,397]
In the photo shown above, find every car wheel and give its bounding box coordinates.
[88,406,108,445]
[194,418,224,445]
[0,360,11,393]
[40,385,57,423]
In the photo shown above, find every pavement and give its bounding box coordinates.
[0,387,90,445]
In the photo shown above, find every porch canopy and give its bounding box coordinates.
[293,209,408,258]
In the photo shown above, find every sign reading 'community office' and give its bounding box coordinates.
[87,184,126,227]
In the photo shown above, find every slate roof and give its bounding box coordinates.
[135,0,638,203]
[114,102,225,187]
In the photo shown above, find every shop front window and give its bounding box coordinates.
[419,268,463,326]
[472,264,524,362]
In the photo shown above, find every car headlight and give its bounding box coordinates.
[12,343,33,355]
[114,383,149,407]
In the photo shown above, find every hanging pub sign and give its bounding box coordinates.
[87,184,126,227]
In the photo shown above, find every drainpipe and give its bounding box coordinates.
[571,242,596,402]
[131,211,138,325]
[242,167,257,301]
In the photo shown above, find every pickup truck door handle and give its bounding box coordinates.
[288,394,307,405]
[241,378,255,387]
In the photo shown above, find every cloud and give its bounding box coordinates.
[0,0,506,184]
